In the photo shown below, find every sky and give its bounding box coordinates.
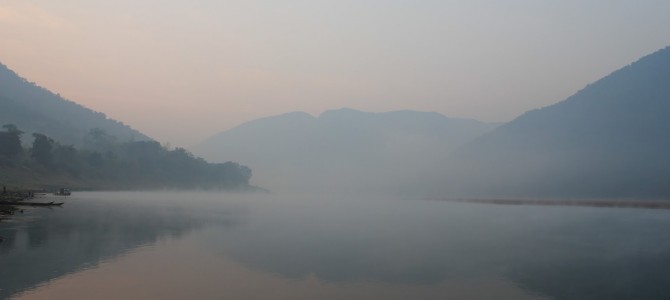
[1,0,669,147]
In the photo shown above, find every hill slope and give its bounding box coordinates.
[0,63,149,145]
[445,46,670,198]
[0,62,257,191]
[193,108,497,193]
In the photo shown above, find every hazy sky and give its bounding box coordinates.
[1,0,669,146]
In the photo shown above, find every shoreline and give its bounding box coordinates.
[433,197,670,210]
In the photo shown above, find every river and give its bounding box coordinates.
[1,192,669,299]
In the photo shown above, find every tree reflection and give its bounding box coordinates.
[0,193,242,299]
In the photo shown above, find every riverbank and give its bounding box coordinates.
[435,197,670,210]
[1,169,266,195]
[0,188,63,222]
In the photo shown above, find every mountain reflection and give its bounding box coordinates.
[0,192,243,299]
[206,197,670,300]
[3,193,670,300]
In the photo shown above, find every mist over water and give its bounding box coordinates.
[1,1,670,299]
[2,191,670,300]
[192,108,498,194]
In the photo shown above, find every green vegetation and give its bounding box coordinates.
[0,125,254,191]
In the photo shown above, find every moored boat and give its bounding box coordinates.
[0,201,64,206]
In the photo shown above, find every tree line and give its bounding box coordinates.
[0,124,253,190]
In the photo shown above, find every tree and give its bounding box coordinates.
[87,151,103,168]
[31,133,54,165]
[213,162,252,187]
[0,124,23,158]
[53,145,78,164]
[53,144,81,177]
[83,128,117,152]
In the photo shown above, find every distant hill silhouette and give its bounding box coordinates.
[444,46,670,198]
[193,108,497,193]
[0,63,149,145]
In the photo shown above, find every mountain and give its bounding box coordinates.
[0,62,149,145]
[443,46,670,198]
[192,108,498,193]
[0,62,257,191]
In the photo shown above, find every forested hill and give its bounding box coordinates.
[443,46,670,198]
[0,62,256,191]
[0,63,148,146]
[0,125,255,191]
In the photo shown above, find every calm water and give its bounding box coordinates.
[1,192,670,300]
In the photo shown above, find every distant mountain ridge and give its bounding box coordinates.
[443,46,670,198]
[0,62,149,145]
[193,108,498,192]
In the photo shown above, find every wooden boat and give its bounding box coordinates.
[0,201,64,206]
[32,201,64,206]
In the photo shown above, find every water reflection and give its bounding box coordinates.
[205,197,670,299]
[3,193,670,300]
[11,227,547,300]
[0,192,244,299]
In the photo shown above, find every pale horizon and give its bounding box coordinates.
[1,0,669,146]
